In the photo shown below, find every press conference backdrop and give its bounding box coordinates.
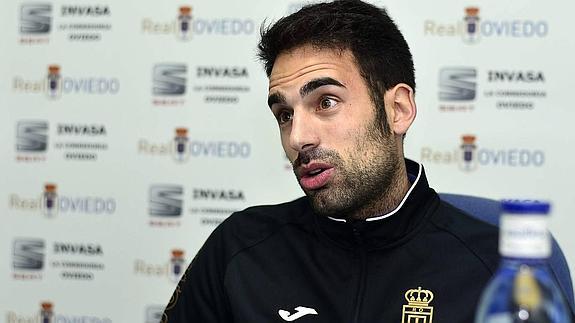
[1,0,574,321]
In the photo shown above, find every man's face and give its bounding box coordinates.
[268,45,401,218]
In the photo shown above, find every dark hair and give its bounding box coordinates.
[258,0,415,132]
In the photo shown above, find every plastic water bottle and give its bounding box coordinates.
[475,200,571,323]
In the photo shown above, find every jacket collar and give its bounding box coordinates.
[310,159,439,250]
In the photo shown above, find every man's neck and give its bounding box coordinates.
[347,165,411,221]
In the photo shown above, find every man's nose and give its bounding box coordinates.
[288,111,319,153]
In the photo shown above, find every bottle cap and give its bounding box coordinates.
[501,200,550,214]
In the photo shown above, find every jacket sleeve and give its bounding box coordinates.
[161,225,233,323]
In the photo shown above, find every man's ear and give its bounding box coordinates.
[384,83,416,136]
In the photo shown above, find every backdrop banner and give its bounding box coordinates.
[1,0,573,321]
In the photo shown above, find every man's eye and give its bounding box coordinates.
[319,97,337,110]
[277,110,293,124]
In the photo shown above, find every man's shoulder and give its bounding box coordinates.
[428,200,500,271]
[432,200,499,237]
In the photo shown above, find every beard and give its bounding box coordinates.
[292,119,402,219]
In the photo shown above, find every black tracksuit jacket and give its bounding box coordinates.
[162,160,517,322]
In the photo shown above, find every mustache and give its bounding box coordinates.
[292,148,340,169]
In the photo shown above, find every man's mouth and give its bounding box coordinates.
[307,168,324,175]
[298,163,335,191]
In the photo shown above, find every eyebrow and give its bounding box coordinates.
[267,77,345,108]
[267,92,286,108]
[300,77,345,98]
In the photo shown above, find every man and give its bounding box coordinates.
[162,1,503,322]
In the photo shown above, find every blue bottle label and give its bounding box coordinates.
[499,214,550,258]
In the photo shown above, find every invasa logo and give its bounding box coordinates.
[16,120,49,162]
[53,123,109,161]
[151,63,252,105]
[193,66,251,104]
[149,184,183,227]
[439,67,476,101]
[438,67,547,112]
[190,188,246,226]
[19,3,113,43]
[51,241,106,280]
[152,63,187,106]
[149,185,183,217]
[438,67,476,112]
[60,5,110,16]
[19,3,52,44]
[153,64,187,96]
[17,120,48,152]
[15,120,110,162]
[12,238,45,280]
[20,3,52,34]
